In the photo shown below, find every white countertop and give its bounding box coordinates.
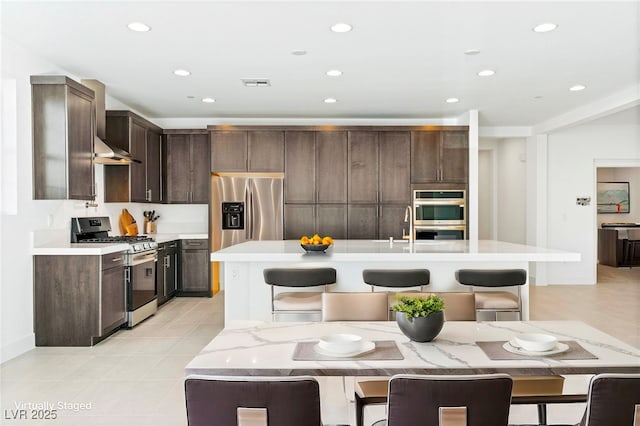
[210,240,580,263]
[32,232,207,255]
[185,320,640,377]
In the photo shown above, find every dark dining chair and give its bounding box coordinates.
[263,267,336,321]
[184,375,322,426]
[574,373,640,426]
[381,373,513,426]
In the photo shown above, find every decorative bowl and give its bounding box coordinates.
[513,333,558,352]
[301,243,330,252]
[318,333,363,354]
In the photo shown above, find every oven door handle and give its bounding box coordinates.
[130,252,157,266]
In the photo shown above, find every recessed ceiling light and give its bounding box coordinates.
[478,69,496,77]
[446,98,459,103]
[326,70,342,77]
[324,98,337,103]
[173,69,191,77]
[291,50,307,56]
[331,22,352,33]
[533,22,558,33]
[569,84,586,92]
[202,97,215,103]
[127,22,151,32]
[464,49,480,55]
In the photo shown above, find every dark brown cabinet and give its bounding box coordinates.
[210,130,284,172]
[379,132,411,204]
[104,111,163,202]
[411,131,468,183]
[379,204,409,240]
[31,75,95,200]
[348,131,379,204]
[34,251,126,346]
[157,240,179,305]
[179,239,210,295]
[347,204,378,239]
[164,131,210,204]
[284,131,315,203]
[284,204,347,239]
[317,131,348,203]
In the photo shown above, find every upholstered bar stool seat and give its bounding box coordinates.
[363,269,431,314]
[264,267,336,321]
[455,268,527,320]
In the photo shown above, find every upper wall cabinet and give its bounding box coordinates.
[411,130,468,184]
[103,111,163,203]
[31,75,95,200]
[163,131,210,204]
[210,130,284,172]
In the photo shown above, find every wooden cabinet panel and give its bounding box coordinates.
[211,131,247,172]
[317,204,347,239]
[379,131,410,204]
[348,131,379,204]
[104,111,163,203]
[285,131,316,203]
[146,129,162,202]
[411,131,440,183]
[248,131,284,172]
[101,260,126,334]
[31,76,95,200]
[180,239,210,294]
[190,134,211,203]
[316,131,347,203]
[348,204,378,239]
[411,131,468,184]
[130,121,147,202]
[441,131,468,183]
[379,204,408,240]
[284,204,316,239]
[165,134,190,203]
[165,133,210,204]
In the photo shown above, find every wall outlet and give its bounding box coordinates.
[576,197,591,206]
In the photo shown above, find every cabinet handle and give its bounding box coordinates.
[166,255,170,269]
[111,257,123,262]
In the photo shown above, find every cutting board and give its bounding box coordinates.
[119,209,138,236]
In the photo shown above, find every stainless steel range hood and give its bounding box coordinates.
[81,79,135,164]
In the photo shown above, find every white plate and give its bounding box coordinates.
[314,340,376,358]
[503,340,569,356]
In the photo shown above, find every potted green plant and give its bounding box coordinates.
[392,294,445,342]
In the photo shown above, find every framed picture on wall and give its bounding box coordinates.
[597,181,630,214]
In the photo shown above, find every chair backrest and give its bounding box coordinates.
[263,268,336,287]
[185,375,322,426]
[579,373,640,426]
[363,269,430,288]
[455,269,526,288]
[386,374,513,426]
[438,292,476,321]
[322,292,389,321]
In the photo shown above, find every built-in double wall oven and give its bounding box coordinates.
[413,189,466,240]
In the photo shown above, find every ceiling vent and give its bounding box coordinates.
[242,79,271,87]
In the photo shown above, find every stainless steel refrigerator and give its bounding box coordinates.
[211,173,284,251]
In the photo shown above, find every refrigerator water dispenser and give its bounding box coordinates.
[222,202,244,230]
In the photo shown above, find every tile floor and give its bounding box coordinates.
[1,264,638,426]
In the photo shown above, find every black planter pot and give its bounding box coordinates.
[396,311,444,342]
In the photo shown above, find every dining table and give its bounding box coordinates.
[184,320,640,377]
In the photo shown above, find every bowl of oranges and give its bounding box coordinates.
[300,234,333,253]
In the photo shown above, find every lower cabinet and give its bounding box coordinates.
[179,239,210,295]
[34,251,127,346]
[284,204,347,239]
[157,240,179,305]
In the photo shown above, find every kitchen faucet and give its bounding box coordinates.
[404,205,414,244]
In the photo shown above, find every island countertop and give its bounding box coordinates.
[210,240,580,263]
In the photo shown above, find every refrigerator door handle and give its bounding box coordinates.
[245,183,252,240]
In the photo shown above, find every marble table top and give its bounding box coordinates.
[185,320,640,377]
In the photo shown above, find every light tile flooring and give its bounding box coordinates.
[1,265,638,426]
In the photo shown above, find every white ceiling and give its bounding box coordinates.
[2,1,639,126]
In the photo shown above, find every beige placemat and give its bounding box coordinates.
[476,341,598,360]
[292,340,404,361]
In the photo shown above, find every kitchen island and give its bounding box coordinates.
[211,240,580,323]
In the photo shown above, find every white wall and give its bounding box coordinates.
[596,167,640,226]
[545,106,640,284]
[478,138,527,244]
[0,36,206,363]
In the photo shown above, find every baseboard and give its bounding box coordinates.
[1,333,35,364]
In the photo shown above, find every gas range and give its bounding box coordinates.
[71,217,157,253]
